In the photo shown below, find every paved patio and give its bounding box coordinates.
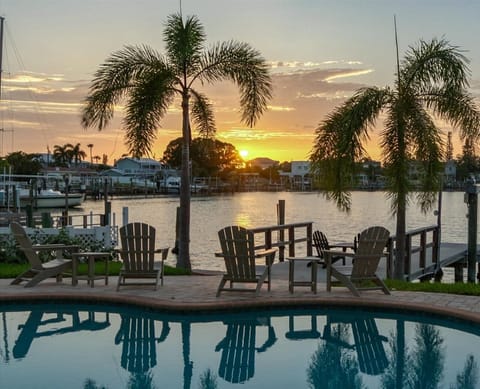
[1,261,480,324]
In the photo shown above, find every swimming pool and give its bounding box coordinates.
[1,302,479,389]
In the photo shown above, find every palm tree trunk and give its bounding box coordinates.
[178,92,192,271]
[394,190,407,280]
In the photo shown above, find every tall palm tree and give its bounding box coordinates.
[81,13,272,270]
[311,38,480,279]
[87,143,94,164]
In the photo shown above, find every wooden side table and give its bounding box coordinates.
[287,256,319,293]
[72,252,110,287]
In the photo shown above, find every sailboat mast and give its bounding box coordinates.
[0,16,4,101]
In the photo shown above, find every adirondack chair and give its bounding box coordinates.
[10,221,76,287]
[216,226,276,296]
[311,230,347,267]
[325,226,390,296]
[116,222,169,291]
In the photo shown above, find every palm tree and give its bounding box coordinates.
[87,143,94,164]
[81,13,272,270]
[52,143,73,166]
[71,143,87,166]
[310,38,480,279]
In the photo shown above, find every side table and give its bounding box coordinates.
[72,252,110,287]
[286,256,319,294]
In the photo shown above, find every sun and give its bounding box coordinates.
[239,149,249,159]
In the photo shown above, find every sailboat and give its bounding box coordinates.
[0,17,84,210]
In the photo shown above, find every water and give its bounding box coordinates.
[63,191,469,271]
[60,192,467,270]
[1,302,480,389]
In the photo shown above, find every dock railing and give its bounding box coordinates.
[247,222,441,280]
[248,222,313,261]
[387,224,440,280]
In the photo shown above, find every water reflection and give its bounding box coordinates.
[12,308,110,359]
[1,304,480,388]
[215,317,277,383]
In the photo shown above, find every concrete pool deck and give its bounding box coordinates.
[1,261,480,323]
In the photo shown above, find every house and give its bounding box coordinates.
[247,157,279,170]
[114,157,165,179]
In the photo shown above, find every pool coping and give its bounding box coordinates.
[2,280,480,326]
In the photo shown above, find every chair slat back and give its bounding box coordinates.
[312,230,329,258]
[351,226,390,278]
[218,226,256,281]
[10,222,43,270]
[119,222,156,272]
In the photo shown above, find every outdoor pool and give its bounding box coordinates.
[1,302,479,388]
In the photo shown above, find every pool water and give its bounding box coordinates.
[1,302,480,389]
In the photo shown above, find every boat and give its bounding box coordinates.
[19,189,85,208]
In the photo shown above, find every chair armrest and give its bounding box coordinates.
[32,244,79,252]
[255,248,277,266]
[254,248,277,258]
[154,247,169,260]
[323,250,355,258]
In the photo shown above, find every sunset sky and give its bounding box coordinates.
[0,0,479,164]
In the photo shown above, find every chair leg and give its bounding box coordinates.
[116,274,123,291]
[375,277,391,295]
[216,277,227,297]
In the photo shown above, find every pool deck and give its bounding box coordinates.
[1,261,480,323]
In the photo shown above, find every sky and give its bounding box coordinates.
[0,0,479,164]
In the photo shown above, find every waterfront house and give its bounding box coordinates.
[114,157,164,180]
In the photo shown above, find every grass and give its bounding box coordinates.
[0,261,190,279]
[385,279,480,296]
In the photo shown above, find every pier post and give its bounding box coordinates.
[465,179,479,283]
[277,200,285,261]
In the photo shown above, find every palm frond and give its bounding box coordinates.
[421,86,480,140]
[82,45,168,130]
[123,70,177,157]
[190,90,216,139]
[196,41,272,127]
[164,13,206,76]
[402,38,470,91]
[310,87,389,210]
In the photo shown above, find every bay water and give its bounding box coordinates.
[64,191,469,272]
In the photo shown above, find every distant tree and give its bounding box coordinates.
[456,138,480,181]
[53,143,73,166]
[5,151,42,175]
[162,137,242,177]
[71,143,87,166]
[162,138,183,168]
[87,143,94,164]
[279,161,291,172]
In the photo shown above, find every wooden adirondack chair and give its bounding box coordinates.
[311,230,347,267]
[10,222,76,287]
[116,222,169,291]
[216,226,276,296]
[325,226,390,296]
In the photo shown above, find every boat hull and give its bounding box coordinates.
[20,193,85,208]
